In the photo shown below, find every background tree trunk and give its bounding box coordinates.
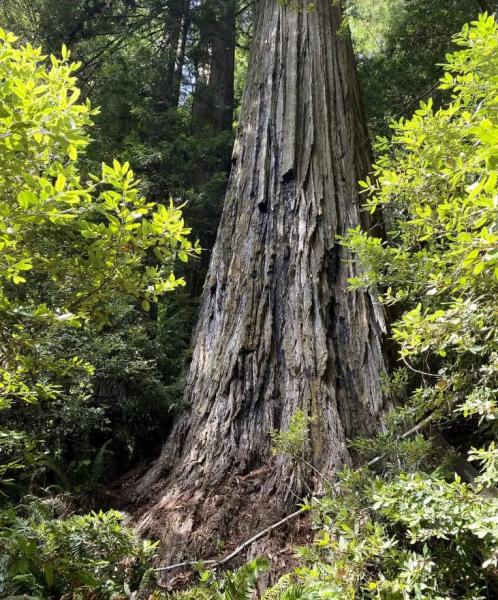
[192,0,236,131]
[154,0,191,109]
[134,0,389,563]
[477,0,495,13]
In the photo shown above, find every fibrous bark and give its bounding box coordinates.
[134,0,388,563]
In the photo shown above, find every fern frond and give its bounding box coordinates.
[168,588,214,600]
[223,557,268,600]
[263,575,324,600]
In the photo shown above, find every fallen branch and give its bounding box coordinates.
[155,559,217,573]
[216,508,304,566]
[154,509,305,573]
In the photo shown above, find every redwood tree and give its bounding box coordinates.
[477,0,495,13]
[192,0,237,131]
[135,0,389,561]
[153,0,191,109]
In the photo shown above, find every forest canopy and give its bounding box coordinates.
[0,1,497,599]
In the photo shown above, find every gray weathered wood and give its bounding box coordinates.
[134,0,389,561]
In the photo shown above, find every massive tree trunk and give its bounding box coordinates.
[192,0,236,131]
[134,0,388,563]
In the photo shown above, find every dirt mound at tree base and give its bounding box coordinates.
[111,461,314,590]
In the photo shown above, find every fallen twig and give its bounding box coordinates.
[154,509,305,573]
[155,559,217,573]
[216,508,305,567]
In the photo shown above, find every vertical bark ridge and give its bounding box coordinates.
[133,0,389,562]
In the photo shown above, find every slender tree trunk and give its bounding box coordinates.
[170,5,191,108]
[477,0,494,13]
[186,0,237,295]
[155,0,191,108]
[134,0,388,562]
[192,0,236,131]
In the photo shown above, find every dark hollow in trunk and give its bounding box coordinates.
[134,0,389,564]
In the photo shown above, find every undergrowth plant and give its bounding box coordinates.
[0,27,199,488]
[0,496,158,598]
[165,558,269,600]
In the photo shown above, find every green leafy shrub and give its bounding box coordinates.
[6,294,199,492]
[0,27,199,487]
[346,0,479,136]
[343,10,498,492]
[0,28,197,600]
[0,498,158,598]
[167,558,269,600]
